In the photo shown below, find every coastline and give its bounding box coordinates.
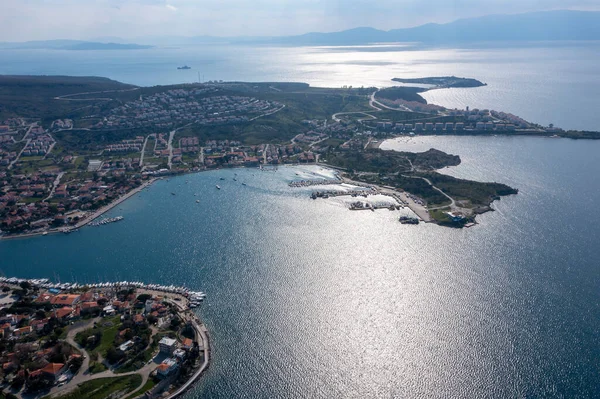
[338,175,432,222]
[0,177,158,241]
[1,277,211,399]
[1,161,438,241]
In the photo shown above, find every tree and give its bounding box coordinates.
[136,294,151,303]
[169,317,181,330]
[69,356,84,373]
[106,347,125,364]
[97,297,108,307]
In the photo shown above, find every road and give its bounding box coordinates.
[249,104,285,121]
[262,144,269,164]
[401,174,456,209]
[332,111,377,123]
[8,138,31,169]
[167,123,195,170]
[369,89,413,112]
[53,87,139,101]
[140,135,150,167]
[44,172,65,201]
[45,315,161,399]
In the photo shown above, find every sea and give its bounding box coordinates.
[1,42,600,398]
[1,41,600,131]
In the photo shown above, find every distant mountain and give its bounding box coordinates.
[66,42,153,50]
[251,10,600,45]
[0,40,153,50]
[4,10,599,49]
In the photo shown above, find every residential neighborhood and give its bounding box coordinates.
[0,277,207,399]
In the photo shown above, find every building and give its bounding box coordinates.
[181,338,193,350]
[173,348,186,360]
[159,337,177,354]
[446,211,466,222]
[425,123,434,131]
[119,340,134,352]
[414,123,423,132]
[38,363,66,382]
[51,294,80,307]
[156,358,178,378]
[435,123,444,131]
[445,122,454,131]
[52,307,73,320]
[87,160,103,171]
[145,299,154,313]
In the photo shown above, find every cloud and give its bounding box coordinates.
[0,0,599,41]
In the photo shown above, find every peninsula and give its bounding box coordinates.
[391,76,487,88]
[0,277,209,399]
[0,74,597,236]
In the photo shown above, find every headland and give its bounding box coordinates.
[0,276,209,399]
[0,74,597,237]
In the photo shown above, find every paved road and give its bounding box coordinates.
[47,317,159,399]
[263,144,269,164]
[370,89,413,112]
[167,123,195,170]
[44,172,65,201]
[53,87,139,101]
[332,111,376,123]
[140,135,150,167]
[402,174,456,209]
[249,104,285,121]
[8,138,31,169]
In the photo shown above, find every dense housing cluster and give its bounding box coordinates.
[100,89,282,130]
[0,278,203,397]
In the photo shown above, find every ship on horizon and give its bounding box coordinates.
[177,65,191,70]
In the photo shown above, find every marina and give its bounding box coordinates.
[0,276,207,310]
[88,215,124,227]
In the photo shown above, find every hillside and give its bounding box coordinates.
[0,75,137,121]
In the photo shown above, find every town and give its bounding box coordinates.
[0,77,582,236]
[0,277,208,399]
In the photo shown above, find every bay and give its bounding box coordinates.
[1,136,599,398]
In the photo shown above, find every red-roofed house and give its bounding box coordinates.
[39,363,66,381]
[52,307,73,320]
[51,294,80,307]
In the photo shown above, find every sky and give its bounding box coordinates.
[1,0,600,42]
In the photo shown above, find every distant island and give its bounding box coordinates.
[392,76,486,89]
[0,74,598,237]
[0,40,153,51]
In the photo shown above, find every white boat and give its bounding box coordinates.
[216,185,221,189]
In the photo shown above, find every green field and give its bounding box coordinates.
[45,375,142,399]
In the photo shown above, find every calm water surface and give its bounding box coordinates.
[1,136,599,398]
